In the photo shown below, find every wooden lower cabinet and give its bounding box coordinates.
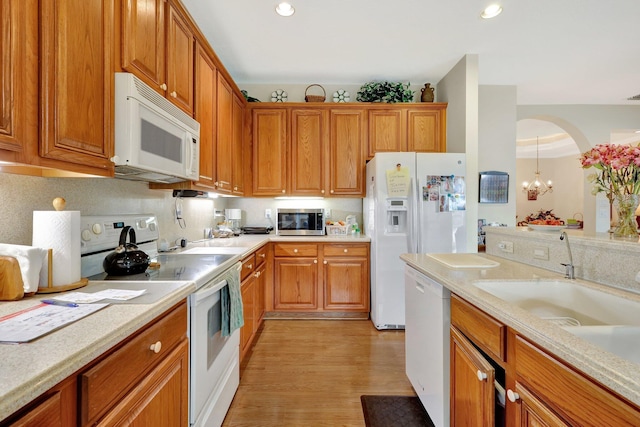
[451,294,640,427]
[239,246,268,364]
[3,377,77,426]
[272,242,370,315]
[449,325,495,427]
[96,339,189,426]
[240,272,256,357]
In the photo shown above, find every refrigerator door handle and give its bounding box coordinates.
[410,177,420,253]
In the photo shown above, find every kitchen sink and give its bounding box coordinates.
[563,325,640,364]
[180,246,248,255]
[472,279,640,327]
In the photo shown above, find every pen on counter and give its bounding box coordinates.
[42,299,79,308]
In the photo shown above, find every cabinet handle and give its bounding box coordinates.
[293,249,298,253]
[281,189,285,193]
[254,271,261,278]
[171,91,177,98]
[150,341,162,354]
[259,253,266,258]
[323,260,327,264]
[330,190,334,194]
[507,389,520,403]
[245,263,253,269]
[476,370,487,381]
[160,83,167,91]
[343,249,348,253]
[321,190,325,194]
[234,186,238,191]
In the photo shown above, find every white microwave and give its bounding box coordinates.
[112,72,200,183]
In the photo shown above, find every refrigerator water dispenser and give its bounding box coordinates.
[385,198,408,233]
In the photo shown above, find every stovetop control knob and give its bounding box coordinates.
[92,223,102,235]
[137,219,147,229]
[81,229,92,241]
[148,222,156,232]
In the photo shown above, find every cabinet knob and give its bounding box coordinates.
[171,91,177,98]
[323,260,327,264]
[259,253,266,258]
[234,186,238,191]
[507,389,520,403]
[254,271,261,278]
[321,190,325,194]
[149,341,162,354]
[245,263,253,269]
[476,370,487,381]
[293,249,298,253]
[343,249,348,253]
[160,83,167,91]
[330,190,334,194]
[282,189,286,193]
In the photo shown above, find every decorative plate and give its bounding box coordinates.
[332,89,350,103]
[527,224,566,231]
[271,89,288,102]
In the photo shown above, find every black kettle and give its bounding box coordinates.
[103,226,150,276]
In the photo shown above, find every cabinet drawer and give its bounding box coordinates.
[241,253,256,281]
[80,302,187,425]
[323,244,368,257]
[451,294,505,362]
[515,336,640,426]
[255,245,267,267]
[274,243,318,257]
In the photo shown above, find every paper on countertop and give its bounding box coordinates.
[0,244,48,294]
[52,288,147,303]
[0,303,109,343]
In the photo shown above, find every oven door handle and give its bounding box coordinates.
[194,278,228,304]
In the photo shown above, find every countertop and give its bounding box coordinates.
[0,233,370,421]
[400,252,640,407]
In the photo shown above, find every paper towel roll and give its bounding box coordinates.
[32,211,81,287]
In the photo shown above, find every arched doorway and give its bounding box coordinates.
[516,119,584,225]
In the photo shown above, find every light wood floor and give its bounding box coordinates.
[223,319,415,426]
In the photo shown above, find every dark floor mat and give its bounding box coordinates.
[361,395,435,427]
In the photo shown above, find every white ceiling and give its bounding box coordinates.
[181,0,640,106]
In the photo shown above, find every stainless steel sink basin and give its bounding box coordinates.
[473,279,640,327]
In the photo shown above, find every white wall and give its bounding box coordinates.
[438,54,479,252]
[478,85,517,226]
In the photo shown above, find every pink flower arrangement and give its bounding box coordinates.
[579,143,640,200]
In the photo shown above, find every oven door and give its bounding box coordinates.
[189,274,240,426]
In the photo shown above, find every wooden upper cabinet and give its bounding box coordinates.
[165,4,194,114]
[231,94,245,195]
[0,0,37,162]
[329,109,365,196]
[39,0,114,174]
[121,0,165,92]
[367,109,406,158]
[290,109,327,196]
[216,75,233,193]
[193,43,216,189]
[252,109,288,196]
[121,0,194,114]
[407,106,446,152]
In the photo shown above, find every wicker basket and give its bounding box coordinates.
[305,84,326,102]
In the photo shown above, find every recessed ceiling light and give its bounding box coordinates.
[275,2,295,17]
[481,4,503,19]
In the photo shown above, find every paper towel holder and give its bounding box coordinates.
[36,198,88,294]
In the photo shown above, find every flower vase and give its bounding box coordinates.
[613,193,640,238]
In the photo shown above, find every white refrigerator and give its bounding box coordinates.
[363,152,467,330]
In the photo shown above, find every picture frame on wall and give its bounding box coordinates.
[479,171,509,203]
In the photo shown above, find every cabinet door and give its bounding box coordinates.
[407,108,446,152]
[290,108,327,196]
[121,0,165,92]
[7,377,77,427]
[96,339,189,427]
[165,3,193,114]
[39,0,114,173]
[450,326,495,427]
[231,94,245,195]
[322,257,369,311]
[193,43,216,189]
[367,109,406,158]
[255,263,266,323]
[329,109,365,196]
[0,0,36,161]
[274,258,318,310]
[252,109,288,196]
[215,75,233,193]
[240,274,256,357]
[513,382,570,427]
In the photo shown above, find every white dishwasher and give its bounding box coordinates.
[404,264,451,427]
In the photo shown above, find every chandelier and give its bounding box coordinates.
[522,137,553,199]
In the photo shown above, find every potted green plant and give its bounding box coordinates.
[356,81,414,103]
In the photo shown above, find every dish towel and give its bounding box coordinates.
[221,263,244,337]
[0,244,48,294]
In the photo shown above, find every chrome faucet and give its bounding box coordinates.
[559,231,575,279]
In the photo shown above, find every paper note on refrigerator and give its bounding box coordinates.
[386,165,410,197]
